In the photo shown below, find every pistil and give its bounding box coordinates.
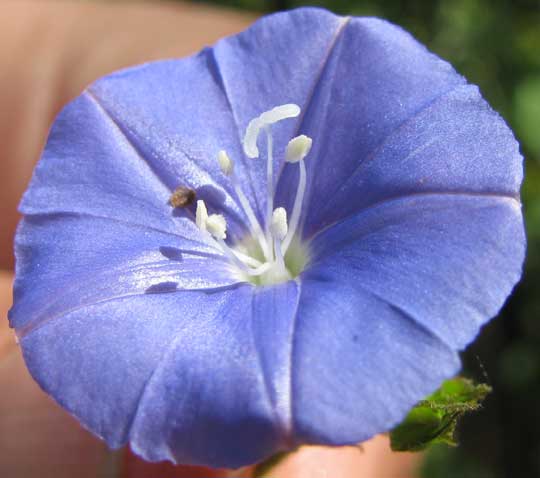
[270,207,290,280]
[265,125,274,259]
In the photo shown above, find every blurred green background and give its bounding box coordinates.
[192,1,540,477]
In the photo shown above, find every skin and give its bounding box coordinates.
[0,1,419,476]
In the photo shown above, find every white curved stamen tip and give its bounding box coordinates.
[270,207,288,241]
[218,150,233,176]
[243,104,301,158]
[286,135,313,163]
[206,214,227,240]
[195,200,208,231]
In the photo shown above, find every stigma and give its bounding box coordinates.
[185,104,311,285]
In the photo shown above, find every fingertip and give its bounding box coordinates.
[0,271,15,359]
[263,437,419,478]
[122,447,248,478]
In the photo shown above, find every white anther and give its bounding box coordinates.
[270,207,288,241]
[286,135,312,163]
[195,200,208,231]
[206,214,227,240]
[243,104,301,158]
[218,150,233,176]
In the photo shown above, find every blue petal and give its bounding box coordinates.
[21,52,254,238]
[87,52,252,233]
[10,214,237,333]
[291,276,460,445]
[274,17,521,238]
[20,92,178,234]
[129,282,300,467]
[19,290,241,452]
[287,195,524,445]
[20,279,301,468]
[213,8,347,219]
[16,191,524,463]
[309,193,525,350]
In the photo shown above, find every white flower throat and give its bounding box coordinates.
[191,104,311,285]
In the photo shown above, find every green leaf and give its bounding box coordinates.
[390,377,491,452]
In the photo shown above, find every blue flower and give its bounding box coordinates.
[9,7,525,468]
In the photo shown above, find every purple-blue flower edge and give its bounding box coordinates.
[9,7,525,468]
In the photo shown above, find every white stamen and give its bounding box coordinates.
[245,261,273,276]
[271,207,288,241]
[232,250,263,268]
[282,157,307,253]
[273,236,288,278]
[265,126,274,256]
[286,135,312,163]
[217,238,272,277]
[187,104,313,285]
[243,104,300,158]
[215,150,270,259]
[229,167,271,260]
[218,150,233,176]
[194,199,270,277]
[195,200,208,231]
[206,214,227,240]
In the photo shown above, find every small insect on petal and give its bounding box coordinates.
[169,186,196,208]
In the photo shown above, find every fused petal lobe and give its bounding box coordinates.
[213,8,347,219]
[310,193,525,350]
[10,214,236,333]
[20,291,234,449]
[19,93,176,234]
[290,277,460,445]
[306,85,523,234]
[129,282,301,467]
[274,16,521,238]
[287,194,524,445]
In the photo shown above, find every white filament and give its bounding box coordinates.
[265,125,274,257]
[233,250,263,268]
[282,158,306,253]
[218,238,272,277]
[196,200,267,275]
[217,150,270,260]
[230,173,270,260]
